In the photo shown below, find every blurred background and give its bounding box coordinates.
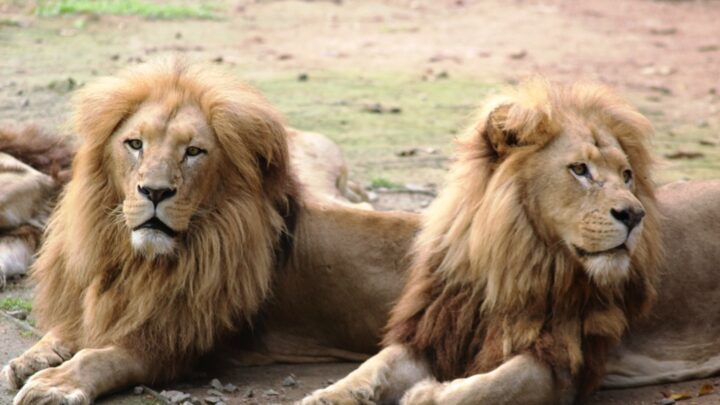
[1,0,719,212]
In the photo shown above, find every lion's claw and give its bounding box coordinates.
[13,369,89,405]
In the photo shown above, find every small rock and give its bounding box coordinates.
[277,53,293,60]
[244,388,255,398]
[175,32,183,39]
[641,66,675,76]
[649,85,672,95]
[210,378,224,390]
[21,99,30,108]
[508,49,527,59]
[264,389,280,397]
[133,386,144,395]
[212,56,224,64]
[110,54,120,61]
[297,73,309,81]
[204,396,221,404]
[649,27,677,35]
[207,389,225,397]
[282,375,298,387]
[223,383,238,393]
[656,399,675,405]
[665,151,704,160]
[698,44,719,53]
[396,148,418,157]
[160,390,191,403]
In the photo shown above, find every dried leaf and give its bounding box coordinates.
[699,383,714,396]
[669,392,692,401]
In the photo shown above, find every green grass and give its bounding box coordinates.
[35,0,218,19]
[247,70,498,185]
[0,297,32,312]
[370,177,402,189]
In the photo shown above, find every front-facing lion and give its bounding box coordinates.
[302,79,662,404]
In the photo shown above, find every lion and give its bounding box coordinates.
[0,126,73,289]
[1,60,417,405]
[302,79,663,404]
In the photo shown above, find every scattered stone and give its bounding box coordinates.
[160,390,191,403]
[110,54,120,61]
[244,388,255,398]
[282,375,298,387]
[212,56,224,64]
[641,66,675,76]
[297,73,309,81]
[223,383,238,393]
[699,139,717,146]
[204,396,222,404]
[175,32,183,39]
[210,378,224,390]
[362,102,401,114]
[21,99,30,108]
[132,386,144,395]
[277,53,293,60]
[649,85,672,95]
[649,27,677,35]
[367,191,379,202]
[264,389,281,397]
[508,49,527,59]
[396,148,418,157]
[656,399,675,405]
[665,151,704,160]
[207,389,225,397]
[698,44,719,52]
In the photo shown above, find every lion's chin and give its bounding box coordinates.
[582,253,631,287]
[131,229,176,258]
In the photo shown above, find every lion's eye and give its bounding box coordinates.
[125,139,143,151]
[569,163,590,178]
[185,146,206,157]
[623,169,633,184]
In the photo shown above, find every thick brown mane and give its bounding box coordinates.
[384,80,662,395]
[31,61,299,380]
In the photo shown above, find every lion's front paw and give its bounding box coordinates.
[13,368,89,405]
[400,379,444,405]
[3,348,67,389]
[299,384,375,405]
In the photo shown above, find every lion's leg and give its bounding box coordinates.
[400,354,564,405]
[3,330,74,389]
[300,344,431,405]
[13,346,150,405]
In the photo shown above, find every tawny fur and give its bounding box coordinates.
[0,126,75,185]
[31,60,299,381]
[384,79,662,397]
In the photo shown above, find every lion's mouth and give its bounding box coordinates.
[574,243,627,257]
[134,217,177,237]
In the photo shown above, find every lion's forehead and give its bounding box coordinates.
[555,126,629,171]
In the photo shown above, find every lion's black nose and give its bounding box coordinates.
[138,185,176,206]
[611,207,645,231]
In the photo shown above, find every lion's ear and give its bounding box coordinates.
[483,104,518,157]
[480,100,553,159]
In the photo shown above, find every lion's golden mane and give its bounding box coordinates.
[384,80,662,395]
[31,62,298,380]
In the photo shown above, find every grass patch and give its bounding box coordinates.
[0,297,32,312]
[35,0,218,19]
[248,70,498,185]
[370,177,402,189]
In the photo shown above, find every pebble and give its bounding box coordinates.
[223,383,238,393]
[160,390,191,403]
[207,389,225,397]
[282,375,298,387]
[132,386,144,395]
[210,378,224,390]
[264,389,280,397]
[204,396,222,404]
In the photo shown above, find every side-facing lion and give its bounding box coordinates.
[2,61,417,405]
[303,79,663,404]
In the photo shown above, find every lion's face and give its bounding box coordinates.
[524,122,645,284]
[109,101,221,257]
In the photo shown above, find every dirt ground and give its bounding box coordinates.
[1,0,720,404]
